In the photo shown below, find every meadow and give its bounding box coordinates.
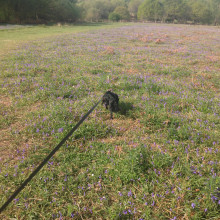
[0,23,219,219]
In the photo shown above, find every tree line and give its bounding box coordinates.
[0,0,219,25]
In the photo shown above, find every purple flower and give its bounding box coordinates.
[14,198,19,204]
[128,190,132,197]
[211,195,218,202]
[123,210,127,214]
[191,203,195,209]
[100,196,106,201]
[58,128,63,133]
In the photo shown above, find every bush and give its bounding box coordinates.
[108,12,120,22]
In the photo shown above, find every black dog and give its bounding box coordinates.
[102,91,119,119]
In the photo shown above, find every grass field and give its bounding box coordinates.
[0,23,219,219]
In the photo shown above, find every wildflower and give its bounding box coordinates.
[25,203,28,209]
[14,198,19,204]
[123,210,127,214]
[191,203,195,209]
[211,195,218,202]
[128,190,132,197]
[58,128,63,133]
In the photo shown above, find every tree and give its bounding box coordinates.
[108,12,121,21]
[79,0,113,21]
[48,0,79,22]
[191,0,213,24]
[86,7,101,21]
[114,6,130,21]
[0,0,79,23]
[110,0,127,8]
[93,0,113,19]
[1,0,219,25]
[0,0,15,22]
[128,0,144,19]
[162,0,189,22]
[137,0,164,22]
[208,0,220,25]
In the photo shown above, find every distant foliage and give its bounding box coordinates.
[0,0,79,23]
[138,0,219,24]
[137,0,164,22]
[114,6,130,21]
[128,0,143,19]
[0,0,219,24]
[109,12,121,22]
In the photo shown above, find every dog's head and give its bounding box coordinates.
[102,96,109,105]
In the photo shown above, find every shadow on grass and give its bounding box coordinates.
[118,101,134,116]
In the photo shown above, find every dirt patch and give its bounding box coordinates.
[99,118,146,145]
[108,118,142,132]
[0,96,12,107]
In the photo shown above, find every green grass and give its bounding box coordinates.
[0,23,219,219]
[0,23,127,59]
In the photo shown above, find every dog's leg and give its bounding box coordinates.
[109,100,114,119]
[110,111,113,119]
[114,101,119,112]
